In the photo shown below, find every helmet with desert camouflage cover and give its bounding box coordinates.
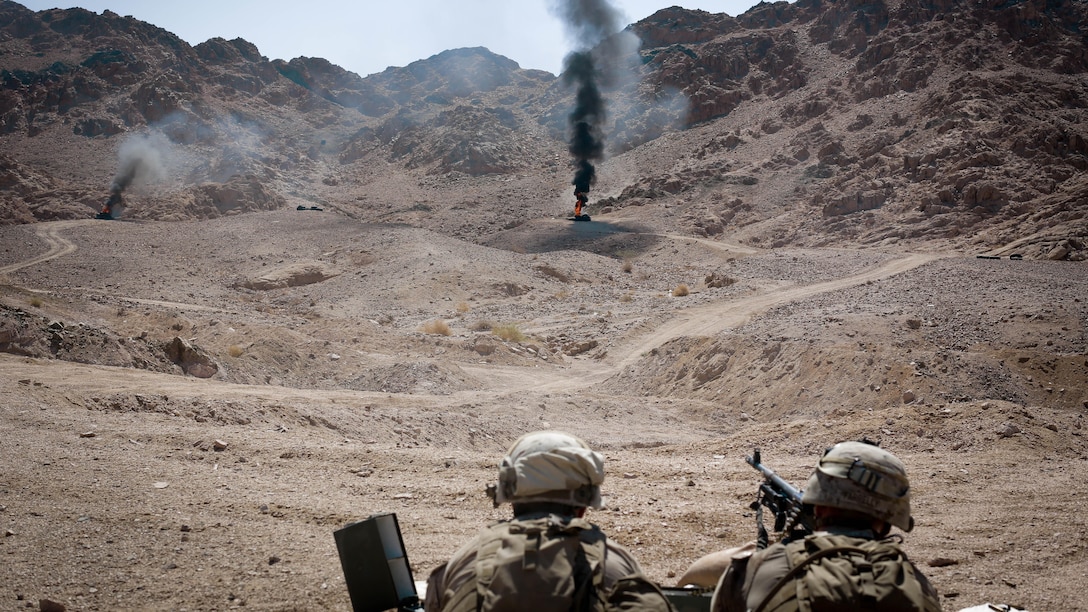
[801,440,914,532]
[490,431,605,509]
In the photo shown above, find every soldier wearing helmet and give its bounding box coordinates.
[704,441,941,612]
[424,431,671,611]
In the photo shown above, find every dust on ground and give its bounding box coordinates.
[1,212,1086,611]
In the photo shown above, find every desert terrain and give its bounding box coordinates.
[2,0,1088,610]
[2,208,1086,611]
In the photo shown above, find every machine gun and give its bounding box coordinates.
[746,448,815,549]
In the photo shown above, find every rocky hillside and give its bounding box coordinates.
[1,0,1085,258]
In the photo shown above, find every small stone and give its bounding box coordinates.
[213,439,228,451]
[5,528,15,537]
[79,431,96,438]
[928,557,959,567]
[902,390,916,403]
[268,555,281,565]
[153,481,169,489]
[686,479,696,487]
[393,493,414,499]
[623,472,638,479]
[39,599,66,612]
[997,423,1021,438]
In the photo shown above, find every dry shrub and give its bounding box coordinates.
[455,301,470,314]
[619,292,634,303]
[492,323,526,343]
[470,319,494,332]
[673,283,690,297]
[29,297,43,308]
[622,258,633,273]
[228,345,245,358]
[422,319,452,335]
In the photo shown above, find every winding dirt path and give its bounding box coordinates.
[462,252,945,395]
[1,221,944,409]
[0,220,81,275]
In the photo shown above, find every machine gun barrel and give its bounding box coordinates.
[746,450,802,503]
[745,448,813,547]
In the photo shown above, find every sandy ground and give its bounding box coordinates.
[1,210,1087,611]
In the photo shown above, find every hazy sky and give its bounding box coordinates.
[15,1,762,77]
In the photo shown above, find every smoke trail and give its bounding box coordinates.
[111,133,167,194]
[553,0,624,204]
[565,52,604,194]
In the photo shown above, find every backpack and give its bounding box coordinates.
[754,533,941,612]
[443,515,668,612]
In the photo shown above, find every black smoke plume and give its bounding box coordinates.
[554,0,623,204]
[565,51,604,195]
[110,133,167,195]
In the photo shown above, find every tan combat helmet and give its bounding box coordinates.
[801,440,914,532]
[491,431,605,509]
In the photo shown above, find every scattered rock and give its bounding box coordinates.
[39,600,65,612]
[164,337,219,378]
[79,431,96,438]
[928,557,959,567]
[239,260,342,290]
[153,481,170,489]
[213,439,228,451]
[902,390,916,404]
[563,340,598,357]
[997,423,1021,438]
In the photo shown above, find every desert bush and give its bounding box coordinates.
[673,283,690,297]
[470,319,494,332]
[421,319,452,335]
[492,323,526,342]
[29,297,43,308]
[455,301,470,314]
[622,258,633,273]
[228,345,245,358]
[619,292,634,303]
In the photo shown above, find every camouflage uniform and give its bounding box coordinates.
[423,431,671,612]
[707,441,941,612]
[425,512,670,611]
[710,526,941,612]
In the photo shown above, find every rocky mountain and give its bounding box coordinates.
[1,0,1086,259]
